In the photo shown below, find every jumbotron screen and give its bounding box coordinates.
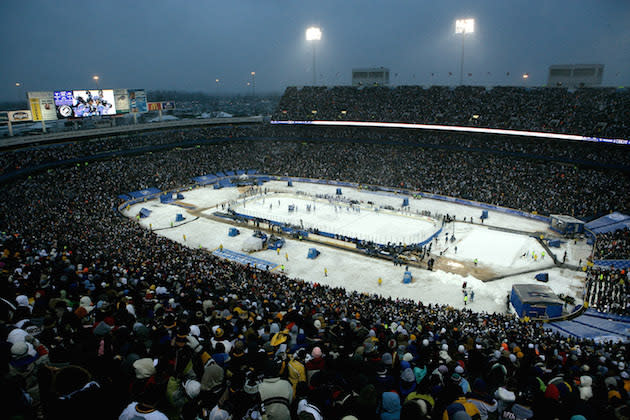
[54,89,117,118]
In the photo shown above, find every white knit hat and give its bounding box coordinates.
[185,380,201,399]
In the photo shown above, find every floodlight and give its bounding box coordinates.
[455,18,475,34]
[93,75,99,81]
[306,27,322,41]
[522,73,529,79]
[306,27,322,85]
[15,82,21,87]
[455,18,475,86]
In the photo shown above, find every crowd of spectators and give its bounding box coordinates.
[273,85,630,138]
[583,267,630,316]
[0,127,629,219]
[594,228,630,260]
[1,124,629,419]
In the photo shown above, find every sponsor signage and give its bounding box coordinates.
[148,102,162,111]
[147,101,175,111]
[8,110,33,122]
[27,92,57,121]
[114,89,130,114]
[129,89,147,113]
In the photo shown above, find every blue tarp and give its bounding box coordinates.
[307,248,320,259]
[228,228,240,237]
[192,174,218,185]
[118,194,131,200]
[139,208,151,218]
[160,193,173,203]
[212,248,277,270]
[128,187,162,199]
[593,260,630,270]
[585,212,630,234]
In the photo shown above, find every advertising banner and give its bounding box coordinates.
[8,110,32,122]
[148,102,162,111]
[161,101,175,110]
[27,92,57,121]
[148,101,176,111]
[129,89,147,113]
[114,89,130,114]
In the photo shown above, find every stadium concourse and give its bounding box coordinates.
[1,87,630,419]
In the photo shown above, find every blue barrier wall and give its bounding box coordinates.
[593,259,630,270]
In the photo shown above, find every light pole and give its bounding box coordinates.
[93,75,100,89]
[306,26,322,86]
[455,18,474,86]
[215,78,220,95]
[522,73,529,86]
[15,82,21,102]
[251,71,256,96]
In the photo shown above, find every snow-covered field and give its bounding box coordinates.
[123,180,590,314]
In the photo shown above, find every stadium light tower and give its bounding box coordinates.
[251,71,256,96]
[306,26,322,86]
[455,18,474,86]
[93,75,100,89]
[215,78,220,95]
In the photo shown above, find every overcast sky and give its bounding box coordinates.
[1,0,629,100]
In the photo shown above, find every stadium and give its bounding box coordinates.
[2,3,630,420]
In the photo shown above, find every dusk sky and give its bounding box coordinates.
[1,0,629,100]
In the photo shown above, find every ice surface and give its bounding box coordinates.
[123,179,590,315]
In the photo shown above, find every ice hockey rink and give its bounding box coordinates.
[122,179,590,314]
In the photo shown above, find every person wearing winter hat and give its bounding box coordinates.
[306,346,325,385]
[7,335,49,413]
[443,391,481,420]
[184,379,201,399]
[452,373,471,394]
[380,391,402,420]
[382,352,393,367]
[16,294,32,311]
[259,358,293,420]
[133,358,156,380]
[578,376,593,400]
[200,359,225,407]
[287,348,307,395]
[79,296,94,312]
[119,382,168,420]
[404,391,434,418]
[399,367,417,400]
[466,378,497,420]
